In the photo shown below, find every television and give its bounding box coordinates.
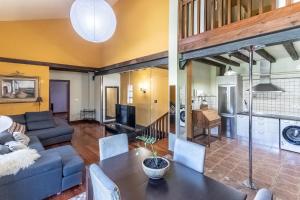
[116,104,136,128]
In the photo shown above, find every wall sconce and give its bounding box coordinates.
[140,87,147,94]
[139,82,147,94]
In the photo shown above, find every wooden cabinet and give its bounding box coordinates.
[237,115,279,148]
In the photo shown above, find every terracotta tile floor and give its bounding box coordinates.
[193,136,300,200]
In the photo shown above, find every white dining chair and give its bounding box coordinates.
[99,134,129,161]
[254,188,273,200]
[89,164,121,200]
[173,139,206,173]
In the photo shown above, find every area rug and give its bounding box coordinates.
[69,192,86,200]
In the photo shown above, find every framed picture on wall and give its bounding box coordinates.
[0,76,39,103]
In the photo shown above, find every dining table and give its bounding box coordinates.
[86,147,247,200]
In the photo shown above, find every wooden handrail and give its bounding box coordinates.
[137,112,169,142]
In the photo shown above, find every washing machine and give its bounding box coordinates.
[280,120,300,153]
[179,107,185,127]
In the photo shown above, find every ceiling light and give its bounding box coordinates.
[70,0,117,43]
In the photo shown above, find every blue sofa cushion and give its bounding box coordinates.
[0,131,15,145]
[25,112,56,131]
[25,111,53,122]
[26,120,56,131]
[28,136,45,152]
[0,151,62,185]
[9,114,26,125]
[0,145,11,155]
[27,124,74,141]
[46,145,84,177]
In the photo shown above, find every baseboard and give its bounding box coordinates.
[69,120,101,125]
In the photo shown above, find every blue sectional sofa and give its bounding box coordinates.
[0,112,83,200]
[10,111,74,146]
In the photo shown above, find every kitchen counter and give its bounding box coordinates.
[237,112,300,121]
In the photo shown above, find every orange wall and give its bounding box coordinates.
[0,63,49,115]
[120,68,169,126]
[0,0,169,68]
[0,19,102,67]
[99,0,169,67]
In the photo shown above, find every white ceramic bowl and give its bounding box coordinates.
[142,157,170,179]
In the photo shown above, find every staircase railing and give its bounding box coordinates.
[136,112,169,144]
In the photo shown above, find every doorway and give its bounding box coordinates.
[50,80,70,122]
[105,86,119,120]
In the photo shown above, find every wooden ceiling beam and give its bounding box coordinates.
[211,55,240,66]
[230,52,257,65]
[194,58,226,68]
[0,57,97,73]
[283,42,299,60]
[255,49,276,63]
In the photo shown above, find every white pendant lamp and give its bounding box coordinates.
[70,0,117,43]
[0,116,13,133]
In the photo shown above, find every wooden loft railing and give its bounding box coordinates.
[179,0,300,52]
[136,112,169,144]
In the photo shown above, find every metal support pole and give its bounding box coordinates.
[243,45,257,190]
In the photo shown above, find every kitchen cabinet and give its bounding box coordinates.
[237,114,249,137]
[237,115,279,148]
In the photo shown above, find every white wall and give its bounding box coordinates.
[232,57,300,78]
[50,70,94,121]
[192,61,218,109]
[102,73,120,122]
[230,56,300,116]
[192,61,214,95]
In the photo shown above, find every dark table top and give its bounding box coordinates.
[87,147,247,200]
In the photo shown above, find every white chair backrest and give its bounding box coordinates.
[99,134,129,161]
[89,164,120,200]
[173,139,206,173]
[254,188,273,200]
[168,133,176,152]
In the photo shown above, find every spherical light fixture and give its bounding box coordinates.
[70,0,117,43]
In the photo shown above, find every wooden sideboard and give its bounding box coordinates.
[191,109,221,147]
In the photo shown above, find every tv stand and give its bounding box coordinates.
[105,123,144,141]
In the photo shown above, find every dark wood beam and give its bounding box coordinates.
[0,57,97,73]
[95,51,168,76]
[194,58,226,68]
[283,42,299,60]
[211,55,240,66]
[255,49,276,63]
[155,65,168,70]
[230,52,257,65]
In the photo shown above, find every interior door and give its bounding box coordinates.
[105,87,119,120]
[49,80,70,122]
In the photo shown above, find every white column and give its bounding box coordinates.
[169,0,186,150]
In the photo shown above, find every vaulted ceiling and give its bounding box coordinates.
[0,0,118,21]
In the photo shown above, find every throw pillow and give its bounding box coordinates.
[5,141,27,151]
[13,132,30,146]
[0,145,11,155]
[7,122,26,135]
[0,131,15,145]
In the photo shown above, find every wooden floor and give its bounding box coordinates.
[49,122,300,200]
